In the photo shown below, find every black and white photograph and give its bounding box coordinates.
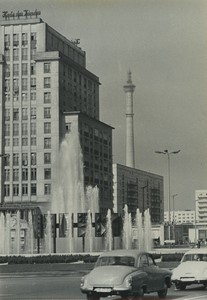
[0,1,207,299]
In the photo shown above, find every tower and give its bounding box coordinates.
[123,70,136,168]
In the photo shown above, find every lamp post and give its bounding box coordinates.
[155,149,180,240]
[172,193,178,241]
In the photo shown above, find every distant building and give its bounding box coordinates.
[195,190,207,223]
[164,210,195,224]
[0,13,113,214]
[113,163,164,224]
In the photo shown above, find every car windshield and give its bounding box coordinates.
[96,256,135,267]
[182,253,207,262]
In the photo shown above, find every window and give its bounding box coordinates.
[31,77,36,89]
[4,184,10,197]
[44,184,51,195]
[22,137,28,146]
[44,77,51,88]
[44,107,51,119]
[13,123,19,136]
[22,123,28,135]
[22,184,28,195]
[13,93,19,102]
[4,34,10,47]
[22,168,28,181]
[4,124,10,136]
[31,168,36,180]
[5,94,10,102]
[22,108,28,120]
[13,48,19,61]
[13,138,19,146]
[22,48,28,60]
[13,78,19,93]
[31,137,36,145]
[5,79,10,92]
[4,155,10,167]
[22,33,28,46]
[31,183,36,195]
[31,153,36,165]
[22,63,28,75]
[13,168,19,181]
[13,63,19,76]
[20,93,27,102]
[44,63,51,73]
[44,122,51,134]
[22,78,28,91]
[31,63,36,75]
[31,92,36,101]
[44,168,51,179]
[31,107,36,119]
[13,184,19,196]
[4,108,10,121]
[31,123,36,135]
[4,169,10,181]
[31,32,37,42]
[5,64,10,77]
[13,108,19,121]
[22,153,28,166]
[5,138,10,147]
[44,138,51,149]
[13,153,19,166]
[44,92,51,103]
[31,48,36,60]
[13,34,19,46]
[5,49,10,61]
[44,153,51,164]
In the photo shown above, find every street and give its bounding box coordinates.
[1,273,207,300]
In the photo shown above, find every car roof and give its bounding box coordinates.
[184,248,207,255]
[98,249,149,258]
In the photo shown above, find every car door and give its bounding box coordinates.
[138,254,155,292]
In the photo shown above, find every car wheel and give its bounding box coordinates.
[86,294,100,300]
[157,283,168,298]
[175,282,186,290]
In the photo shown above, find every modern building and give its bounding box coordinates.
[0,12,113,215]
[195,190,207,223]
[113,163,164,224]
[164,210,195,224]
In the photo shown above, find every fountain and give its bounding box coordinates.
[85,210,93,252]
[105,209,113,251]
[50,124,99,253]
[122,205,132,250]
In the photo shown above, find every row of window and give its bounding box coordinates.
[5,77,51,91]
[5,48,36,61]
[4,183,51,197]
[4,135,51,148]
[5,33,36,44]
[5,91,51,103]
[5,62,51,77]
[4,153,51,166]
[4,168,51,181]
[4,107,51,121]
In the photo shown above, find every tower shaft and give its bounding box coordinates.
[123,71,136,168]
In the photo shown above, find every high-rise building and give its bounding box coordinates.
[0,12,113,214]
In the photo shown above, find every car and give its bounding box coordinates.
[171,248,207,290]
[80,249,172,300]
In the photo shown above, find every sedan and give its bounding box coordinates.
[80,249,172,300]
[171,248,207,290]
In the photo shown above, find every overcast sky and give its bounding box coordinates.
[1,0,207,211]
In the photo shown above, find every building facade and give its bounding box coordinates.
[113,163,164,224]
[164,210,195,224]
[0,14,113,214]
[195,190,207,223]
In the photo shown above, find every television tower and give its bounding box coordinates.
[123,70,136,168]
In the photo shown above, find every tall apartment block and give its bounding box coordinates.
[0,14,113,215]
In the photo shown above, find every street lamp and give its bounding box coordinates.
[172,193,178,241]
[155,149,180,240]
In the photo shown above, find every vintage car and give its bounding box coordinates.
[172,248,207,290]
[80,249,172,300]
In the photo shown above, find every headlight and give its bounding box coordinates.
[125,275,132,288]
[80,276,85,287]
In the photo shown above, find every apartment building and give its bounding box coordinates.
[0,12,113,214]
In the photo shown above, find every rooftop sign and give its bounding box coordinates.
[2,9,41,20]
